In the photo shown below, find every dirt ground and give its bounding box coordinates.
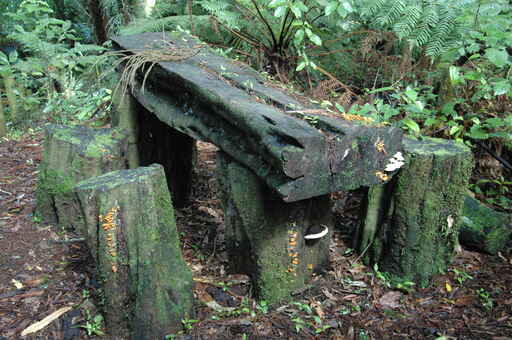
[1,128,511,340]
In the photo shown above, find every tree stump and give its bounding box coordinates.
[356,137,474,285]
[459,195,512,254]
[35,124,128,229]
[217,152,332,305]
[72,164,194,340]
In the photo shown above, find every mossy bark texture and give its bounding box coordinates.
[35,124,128,229]
[459,195,512,254]
[72,164,194,340]
[217,152,332,305]
[356,137,474,286]
[111,89,140,168]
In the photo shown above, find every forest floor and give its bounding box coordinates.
[1,127,512,340]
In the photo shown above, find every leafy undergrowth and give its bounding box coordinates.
[0,128,511,340]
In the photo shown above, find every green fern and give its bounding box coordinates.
[364,0,464,58]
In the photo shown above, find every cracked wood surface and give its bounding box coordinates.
[112,32,403,202]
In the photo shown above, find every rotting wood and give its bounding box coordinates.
[459,195,512,255]
[35,124,128,230]
[356,137,474,286]
[217,152,331,304]
[111,32,404,202]
[72,164,194,340]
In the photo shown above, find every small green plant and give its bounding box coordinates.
[373,264,415,293]
[291,316,306,333]
[477,288,494,311]
[181,318,199,331]
[289,301,331,334]
[80,310,105,336]
[256,300,269,314]
[451,268,473,285]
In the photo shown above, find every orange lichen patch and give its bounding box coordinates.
[287,225,299,274]
[375,139,387,154]
[100,206,120,273]
[340,113,373,123]
[375,171,390,181]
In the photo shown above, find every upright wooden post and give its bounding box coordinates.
[112,90,196,207]
[356,137,474,285]
[35,124,128,229]
[72,164,194,340]
[217,152,332,304]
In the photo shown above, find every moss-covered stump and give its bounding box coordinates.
[35,124,128,229]
[217,152,332,305]
[356,137,474,286]
[459,195,512,254]
[72,164,194,340]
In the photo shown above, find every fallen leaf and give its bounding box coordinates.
[21,306,72,336]
[445,281,452,293]
[378,291,402,309]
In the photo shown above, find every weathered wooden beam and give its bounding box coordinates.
[356,137,474,286]
[111,32,403,202]
[72,164,194,339]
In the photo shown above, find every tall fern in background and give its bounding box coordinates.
[362,0,464,58]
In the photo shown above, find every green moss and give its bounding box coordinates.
[460,196,512,254]
[367,137,473,286]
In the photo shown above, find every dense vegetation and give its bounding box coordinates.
[0,0,510,210]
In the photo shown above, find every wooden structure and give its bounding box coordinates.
[356,137,473,285]
[72,164,194,339]
[111,31,405,303]
[36,124,128,229]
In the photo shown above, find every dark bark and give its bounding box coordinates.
[87,0,108,44]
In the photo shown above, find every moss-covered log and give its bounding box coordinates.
[111,32,403,202]
[35,124,128,229]
[217,152,331,305]
[72,164,194,340]
[356,137,474,286]
[459,195,512,254]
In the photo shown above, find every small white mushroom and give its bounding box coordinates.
[304,225,329,240]
[393,152,404,161]
[341,149,350,160]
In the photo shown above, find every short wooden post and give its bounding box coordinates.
[113,91,196,208]
[111,90,140,168]
[35,124,128,229]
[72,164,194,340]
[217,152,332,304]
[356,137,474,285]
